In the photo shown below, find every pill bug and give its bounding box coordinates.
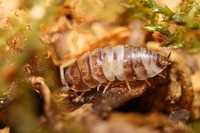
[60,45,171,92]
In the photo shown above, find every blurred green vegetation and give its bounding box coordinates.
[127,0,200,51]
[0,1,60,132]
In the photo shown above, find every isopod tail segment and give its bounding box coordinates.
[60,58,77,89]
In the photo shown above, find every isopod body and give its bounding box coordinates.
[60,45,171,92]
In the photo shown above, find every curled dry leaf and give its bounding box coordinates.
[42,17,131,66]
[30,76,52,119]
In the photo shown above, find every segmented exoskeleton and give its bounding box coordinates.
[60,45,171,92]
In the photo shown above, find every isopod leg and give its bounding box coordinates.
[73,92,86,103]
[158,73,166,78]
[145,80,151,87]
[103,82,112,94]
[125,81,132,91]
[97,84,102,92]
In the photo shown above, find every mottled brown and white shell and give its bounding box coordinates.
[60,45,171,92]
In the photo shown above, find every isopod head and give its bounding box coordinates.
[145,53,171,79]
[132,48,171,80]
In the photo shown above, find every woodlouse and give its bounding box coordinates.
[60,45,171,92]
